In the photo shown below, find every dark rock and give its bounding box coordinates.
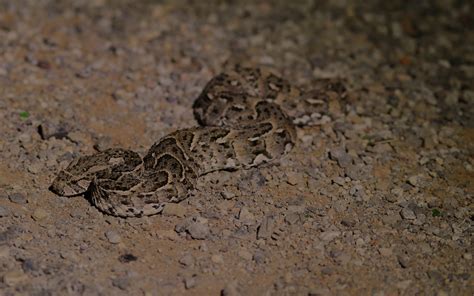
[8,193,28,204]
[119,253,138,263]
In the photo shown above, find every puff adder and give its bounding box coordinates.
[50,66,346,217]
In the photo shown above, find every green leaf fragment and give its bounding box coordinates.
[19,111,29,119]
[432,209,441,217]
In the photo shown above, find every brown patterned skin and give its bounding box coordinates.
[50,66,344,217]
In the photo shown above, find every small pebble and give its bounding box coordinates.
[426,196,441,208]
[221,281,240,296]
[105,230,122,244]
[407,175,419,187]
[253,250,266,264]
[186,221,209,240]
[220,191,235,200]
[211,254,224,264]
[391,187,404,197]
[21,259,39,273]
[333,177,345,186]
[286,172,300,185]
[238,249,253,261]
[162,203,186,218]
[155,229,179,240]
[199,242,209,252]
[60,250,78,261]
[419,156,430,165]
[0,206,9,217]
[345,164,367,181]
[398,255,410,268]
[27,163,42,174]
[238,207,255,225]
[32,208,49,221]
[284,212,300,225]
[0,245,10,258]
[319,231,341,242]
[396,280,412,290]
[341,217,356,227]
[184,276,197,289]
[257,216,275,240]
[179,254,195,267]
[8,193,27,204]
[287,205,305,213]
[321,266,333,275]
[112,276,129,290]
[284,272,293,284]
[330,146,352,168]
[349,184,365,199]
[378,248,392,256]
[400,208,416,220]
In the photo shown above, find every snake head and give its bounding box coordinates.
[49,170,91,197]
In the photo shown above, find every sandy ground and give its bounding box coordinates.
[0,0,473,295]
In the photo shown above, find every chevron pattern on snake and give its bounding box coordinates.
[50,66,337,217]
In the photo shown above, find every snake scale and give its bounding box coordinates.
[50,66,346,217]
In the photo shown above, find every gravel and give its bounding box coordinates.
[0,1,470,295]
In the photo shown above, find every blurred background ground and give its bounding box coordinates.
[0,0,472,295]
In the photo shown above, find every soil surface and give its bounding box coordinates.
[0,0,473,295]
